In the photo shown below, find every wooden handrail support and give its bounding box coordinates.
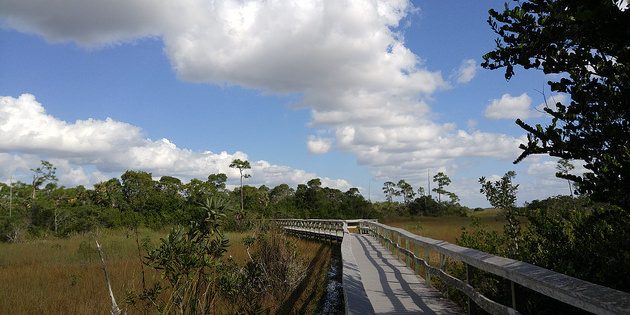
[362,220,630,315]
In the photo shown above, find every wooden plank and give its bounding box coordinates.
[351,234,462,314]
[341,225,376,315]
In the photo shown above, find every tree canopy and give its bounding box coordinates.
[482,0,630,208]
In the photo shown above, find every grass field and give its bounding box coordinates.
[381,209,506,243]
[0,228,331,314]
[0,212,506,314]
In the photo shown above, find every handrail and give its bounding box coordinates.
[274,219,345,239]
[361,220,630,315]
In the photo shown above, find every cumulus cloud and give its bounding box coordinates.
[1,0,524,182]
[307,136,332,155]
[485,93,539,120]
[0,94,352,190]
[453,59,477,84]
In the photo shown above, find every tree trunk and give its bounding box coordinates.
[54,209,58,233]
[240,171,244,211]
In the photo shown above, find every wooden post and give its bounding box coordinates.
[405,236,410,267]
[414,241,420,275]
[397,234,401,260]
[424,246,430,283]
[511,280,517,311]
[466,263,471,315]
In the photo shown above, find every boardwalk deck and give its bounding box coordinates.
[349,233,462,314]
[275,219,630,315]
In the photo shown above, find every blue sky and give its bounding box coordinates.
[0,0,578,207]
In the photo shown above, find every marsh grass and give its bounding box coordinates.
[381,209,506,243]
[0,228,331,314]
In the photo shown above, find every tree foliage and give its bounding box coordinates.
[30,160,57,200]
[479,171,521,256]
[432,172,452,203]
[229,159,251,211]
[482,0,630,208]
[382,181,396,202]
[556,158,575,196]
[396,179,415,203]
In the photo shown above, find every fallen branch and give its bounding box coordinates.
[96,240,121,315]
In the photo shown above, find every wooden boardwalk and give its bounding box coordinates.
[348,233,461,314]
[275,219,630,315]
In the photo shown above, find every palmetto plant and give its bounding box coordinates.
[140,196,232,314]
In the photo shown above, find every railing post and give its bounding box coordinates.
[414,241,420,275]
[424,246,430,283]
[466,263,471,315]
[405,236,410,268]
[397,233,401,260]
[511,281,517,311]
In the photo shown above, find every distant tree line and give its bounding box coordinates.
[0,159,379,241]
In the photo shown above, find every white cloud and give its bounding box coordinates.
[0,94,352,190]
[1,1,524,184]
[307,136,332,155]
[453,59,477,84]
[485,93,538,120]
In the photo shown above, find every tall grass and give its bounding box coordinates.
[0,228,332,314]
[381,209,506,243]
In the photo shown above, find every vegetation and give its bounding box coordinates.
[482,0,630,209]
[229,158,251,212]
[0,225,334,314]
[478,171,520,256]
[455,2,630,310]
[0,160,384,241]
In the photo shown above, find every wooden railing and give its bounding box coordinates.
[274,219,345,239]
[360,220,630,315]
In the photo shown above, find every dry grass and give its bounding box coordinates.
[0,228,332,314]
[0,228,165,314]
[381,209,506,243]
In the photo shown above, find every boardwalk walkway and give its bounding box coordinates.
[276,219,630,315]
[349,233,461,314]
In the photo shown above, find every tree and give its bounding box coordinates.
[446,191,460,205]
[482,0,630,208]
[93,178,125,209]
[121,170,155,213]
[158,176,183,196]
[479,171,520,256]
[207,173,228,192]
[306,178,322,190]
[396,180,415,203]
[345,187,361,197]
[556,158,575,196]
[382,181,396,202]
[269,184,294,204]
[229,159,251,211]
[30,160,57,200]
[432,172,451,202]
[417,186,425,197]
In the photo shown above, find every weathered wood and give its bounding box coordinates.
[373,229,519,315]
[340,223,375,315]
[276,219,461,314]
[352,234,462,314]
[364,221,630,315]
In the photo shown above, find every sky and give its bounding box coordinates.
[0,0,584,207]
